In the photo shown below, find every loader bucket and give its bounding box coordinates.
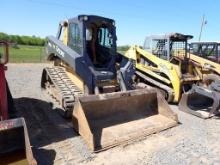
[72,89,178,151]
[179,85,220,119]
[0,118,36,165]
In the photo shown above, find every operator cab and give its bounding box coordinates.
[190,42,220,63]
[85,16,116,68]
[57,15,117,69]
[143,33,194,74]
[143,33,193,61]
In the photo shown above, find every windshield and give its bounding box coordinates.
[98,27,114,48]
[86,23,115,68]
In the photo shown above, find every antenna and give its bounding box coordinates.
[198,14,207,41]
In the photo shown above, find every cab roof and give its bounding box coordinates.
[67,15,115,23]
[146,33,193,41]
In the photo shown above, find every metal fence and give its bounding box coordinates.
[9,45,47,63]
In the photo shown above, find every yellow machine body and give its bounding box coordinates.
[124,45,200,102]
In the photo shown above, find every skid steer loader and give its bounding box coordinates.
[179,41,220,118]
[123,33,220,118]
[41,15,178,151]
[174,41,220,118]
[190,42,220,64]
[189,42,220,83]
[0,41,36,165]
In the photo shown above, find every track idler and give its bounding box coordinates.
[179,83,220,119]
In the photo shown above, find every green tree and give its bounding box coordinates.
[0,32,46,46]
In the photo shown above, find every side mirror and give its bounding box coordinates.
[0,41,9,64]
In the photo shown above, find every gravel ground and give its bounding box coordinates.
[6,63,220,165]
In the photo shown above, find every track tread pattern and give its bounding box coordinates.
[43,66,83,115]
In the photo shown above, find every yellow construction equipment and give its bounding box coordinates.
[124,33,200,103]
[189,42,220,84]
[179,42,220,118]
[41,15,178,151]
[123,33,220,118]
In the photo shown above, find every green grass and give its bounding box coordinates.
[117,50,126,55]
[6,45,127,63]
[9,45,45,63]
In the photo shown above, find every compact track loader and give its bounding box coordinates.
[123,33,220,118]
[0,41,36,165]
[41,15,178,151]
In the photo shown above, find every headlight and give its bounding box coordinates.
[84,16,88,21]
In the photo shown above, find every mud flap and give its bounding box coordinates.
[72,89,178,152]
[179,85,220,119]
[0,118,37,165]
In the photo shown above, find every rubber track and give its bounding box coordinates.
[44,66,83,114]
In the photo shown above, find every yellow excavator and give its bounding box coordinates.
[123,33,220,118]
[41,15,178,151]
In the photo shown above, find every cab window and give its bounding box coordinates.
[152,39,168,59]
[68,23,82,54]
[98,27,113,48]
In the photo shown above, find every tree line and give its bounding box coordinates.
[0,32,131,49]
[0,32,45,46]
[117,45,130,52]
